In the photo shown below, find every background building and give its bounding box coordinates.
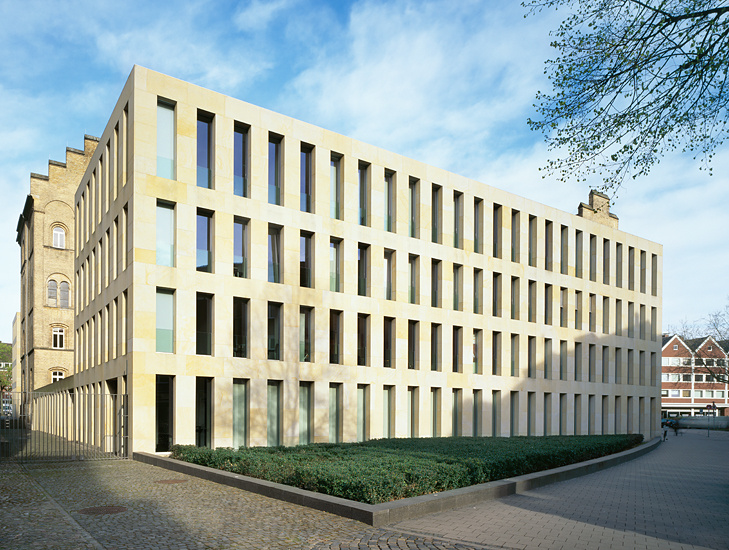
[29,66,662,454]
[15,137,98,393]
[661,334,728,417]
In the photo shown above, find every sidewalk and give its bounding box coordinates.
[1,430,727,550]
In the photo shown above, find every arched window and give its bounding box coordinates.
[53,226,65,249]
[47,280,57,307]
[51,370,65,382]
[59,282,70,308]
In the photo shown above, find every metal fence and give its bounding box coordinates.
[0,390,128,462]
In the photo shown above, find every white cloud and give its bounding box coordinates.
[234,0,294,32]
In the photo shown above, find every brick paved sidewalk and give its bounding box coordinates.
[1,430,726,550]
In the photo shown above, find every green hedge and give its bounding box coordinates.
[170,435,642,504]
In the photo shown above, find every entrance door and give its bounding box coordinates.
[155,375,174,452]
[195,377,212,447]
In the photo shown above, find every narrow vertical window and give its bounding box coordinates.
[48,280,57,307]
[453,191,463,248]
[511,209,520,262]
[640,250,647,293]
[357,384,369,442]
[473,329,482,373]
[616,299,623,336]
[528,215,537,267]
[431,259,441,307]
[409,177,419,238]
[589,234,597,282]
[589,344,596,382]
[59,282,70,308]
[157,202,175,266]
[544,338,553,379]
[560,340,567,380]
[560,287,567,327]
[628,301,635,337]
[408,320,419,369]
[358,244,369,296]
[528,336,536,378]
[560,225,568,274]
[651,253,658,296]
[385,170,395,232]
[474,268,483,314]
[300,232,313,288]
[602,296,610,334]
[359,162,369,225]
[432,184,441,243]
[330,153,342,219]
[474,198,483,253]
[407,387,418,437]
[616,242,623,287]
[268,303,282,360]
[575,290,583,329]
[493,204,502,258]
[267,381,281,446]
[268,135,282,205]
[329,310,342,364]
[383,386,394,438]
[300,144,313,212]
[157,100,175,179]
[384,317,394,368]
[510,334,519,376]
[299,307,313,362]
[196,292,213,356]
[299,382,312,445]
[453,264,462,311]
[528,280,536,322]
[156,288,174,353]
[603,239,610,285]
[511,277,520,320]
[492,331,502,375]
[268,225,282,283]
[384,249,395,300]
[233,217,248,278]
[357,314,369,366]
[628,246,635,290]
[431,387,441,436]
[196,210,212,273]
[575,342,583,381]
[452,389,462,436]
[492,273,502,317]
[233,297,248,358]
[234,123,249,197]
[329,384,342,443]
[431,323,441,371]
[602,346,610,383]
[544,284,553,325]
[575,230,583,278]
[330,239,341,292]
[473,390,482,436]
[409,255,419,304]
[453,326,462,373]
[545,220,553,271]
[197,112,212,188]
[589,293,596,331]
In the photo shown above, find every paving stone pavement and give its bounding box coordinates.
[1,429,727,550]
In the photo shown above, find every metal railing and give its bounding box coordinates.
[0,391,128,462]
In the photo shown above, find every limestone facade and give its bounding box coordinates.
[15,137,98,392]
[48,66,662,453]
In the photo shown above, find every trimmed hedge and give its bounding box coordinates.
[170,434,642,504]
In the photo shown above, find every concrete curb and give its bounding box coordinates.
[134,437,661,527]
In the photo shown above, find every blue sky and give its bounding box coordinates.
[1,0,727,343]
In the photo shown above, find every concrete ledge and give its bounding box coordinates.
[134,437,660,527]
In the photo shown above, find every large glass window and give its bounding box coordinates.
[233,217,248,278]
[197,112,212,188]
[268,225,282,283]
[300,145,313,212]
[156,288,174,353]
[196,210,212,273]
[157,201,175,267]
[268,135,282,205]
[233,297,248,358]
[157,100,175,179]
[196,293,213,355]
[234,123,249,197]
[268,303,282,360]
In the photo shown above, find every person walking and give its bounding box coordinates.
[663,422,668,441]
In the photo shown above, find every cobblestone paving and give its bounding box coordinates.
[2,430,727,550]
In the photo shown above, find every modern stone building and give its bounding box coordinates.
[31,66,662,453]
[15,137,98,393]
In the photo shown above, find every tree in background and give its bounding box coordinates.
[0,363,10,393]
[525,0,729,193]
